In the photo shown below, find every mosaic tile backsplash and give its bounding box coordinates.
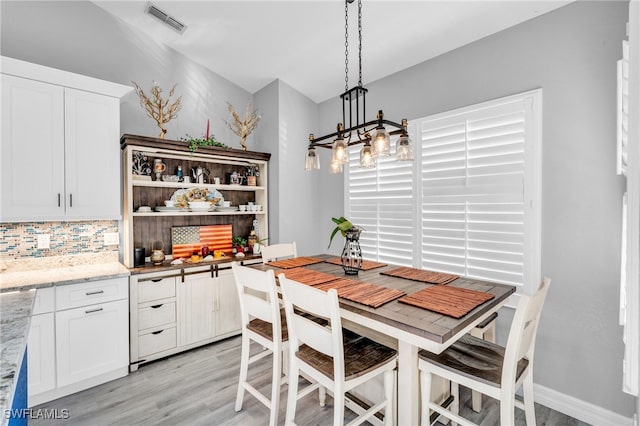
[0,221,119,260]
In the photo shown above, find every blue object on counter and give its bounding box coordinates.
[8,350,27,426]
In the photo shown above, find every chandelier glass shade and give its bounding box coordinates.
[305,0,413,172]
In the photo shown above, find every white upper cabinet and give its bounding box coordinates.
[0,56,131,222]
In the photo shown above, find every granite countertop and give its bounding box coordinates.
[0,253,130,420]
[0,252,130,292]
[0,289,36,423]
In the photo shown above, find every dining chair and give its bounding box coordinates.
[261,242,297,263]
[231,262,288,426]
[469,311,498,412]
[279,273,398,426]
[419,277,551,426]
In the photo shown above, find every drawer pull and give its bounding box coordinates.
[85,307,103,314]
[85,290,104,296]
[151,278,163,283]
[151,330,164,335]
[150,304,163,309]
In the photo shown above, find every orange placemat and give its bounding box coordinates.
[267,256,325,269]
[380,266,459,285]
[324,257,388,271]
[398,285,494,318]
[315,278,406,308]
[278,268,340,286]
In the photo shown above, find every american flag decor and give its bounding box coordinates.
[171,224,233,259]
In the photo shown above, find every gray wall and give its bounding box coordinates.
[316,0,634,417]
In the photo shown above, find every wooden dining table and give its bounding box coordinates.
[251,254,516,425]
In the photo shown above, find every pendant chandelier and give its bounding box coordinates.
[305,0,413,173]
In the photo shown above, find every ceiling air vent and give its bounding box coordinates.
[145,3,187,34]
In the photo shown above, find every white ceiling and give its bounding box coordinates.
[93,0,573,103]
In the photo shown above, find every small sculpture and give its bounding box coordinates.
[132,81,182,139]
[225,101,261,150]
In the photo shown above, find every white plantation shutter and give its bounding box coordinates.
[345,90,541,294]
[345,141,415,266]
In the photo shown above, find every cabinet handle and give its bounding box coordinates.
[85,307,103,314]
[151,330,164,335]
[86,290,104,296]
[58,193,61,207]
[151,278,163,283]
[150,304,163,309]
[69,193,73,207]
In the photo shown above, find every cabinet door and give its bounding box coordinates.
[55,299,128,387]
[1,74,65,221]
[177,273,215,346]
[27,312,56,399]
[215,269,242,336]
[64,88,120,219]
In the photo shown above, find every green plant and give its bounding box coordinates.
[232,236,247,247]
[328,216,354,249]
[181,134,227,153]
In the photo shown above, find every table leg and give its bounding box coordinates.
[397,340,419,426]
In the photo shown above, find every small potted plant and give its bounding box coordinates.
[245,164,260,186]
[232,236,247,254]
[252,237,269,255]
[328,216,364,275]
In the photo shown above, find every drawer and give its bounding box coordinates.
[33,287,55,315]
[56,277,128,310]
[138,327,177,357]
[137,276,176,303]
[138,302,176,331]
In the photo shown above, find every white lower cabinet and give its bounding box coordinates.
[130,265,241,370]
[28,278,129,407]
[55,299,128,387]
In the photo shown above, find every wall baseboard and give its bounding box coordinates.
[534,383,634,426]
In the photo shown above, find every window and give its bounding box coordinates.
[345,90,541,294]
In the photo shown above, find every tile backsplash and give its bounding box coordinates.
[0,221,119,260]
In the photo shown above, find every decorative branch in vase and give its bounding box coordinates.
[224,101,261,151]
[132,81,182,139]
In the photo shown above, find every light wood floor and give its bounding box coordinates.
[31,336,591,425]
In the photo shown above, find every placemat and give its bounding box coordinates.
[398,285,494,318]
[315,278,406,309]
[324,257,388,271]
[267,256,325,269]
[380,266,459,285]
[278,267,340,286]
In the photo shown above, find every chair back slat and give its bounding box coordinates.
[232,262,280,330]
[261,242,297,263]
[502,277,551,387]
[279,274,345,378]
[291,313,334,356]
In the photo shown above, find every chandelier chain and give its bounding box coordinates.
[358,0,363,87]
[344,0,349,92]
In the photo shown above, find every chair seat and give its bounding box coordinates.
[297,334,397,381]
[247,308,289,341]
[419,334,529,388]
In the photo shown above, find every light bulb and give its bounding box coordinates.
[305,147,320,170]
[332,137,348,165]
[396,134,413,161]
[360,143,376,168]
[329,159,343,174]
[371,127,390,157]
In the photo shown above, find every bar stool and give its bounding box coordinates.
[469,311,498,412]
[261,242,297,263]
[231,262,287,426]
[279,273,398,426]
[419,278,551,426]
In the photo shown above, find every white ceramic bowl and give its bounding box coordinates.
[137,206,152,212]
[239,205,247,211]
[164,200,175,207]
[188,201,211,210]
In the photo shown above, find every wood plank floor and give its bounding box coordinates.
[31,336,591,425]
